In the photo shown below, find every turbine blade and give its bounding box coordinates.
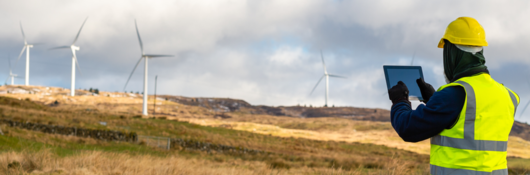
[310,75,325,95]
[49,46,70,50]
[30,43,45,45]
[320,50,327,73]
[16,46,26,61]
[13,46,27,70]
[144,54,174,58]
[519,100,530,118]
[72,17,88,45]
[135,20,144,55]
[7,54,11,70]
[20,22,27,45]
[328,74,347,78]
[74,56,82,76]
[410,50,416,65]
[124,57,144,90]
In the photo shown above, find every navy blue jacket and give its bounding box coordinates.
[390,86,466,142]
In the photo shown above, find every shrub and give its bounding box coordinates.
[268,160,290,169]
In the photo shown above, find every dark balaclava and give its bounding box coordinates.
[443,39,489,82]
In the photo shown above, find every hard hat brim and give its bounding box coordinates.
[438,39,445,48]
[438,37,488,49]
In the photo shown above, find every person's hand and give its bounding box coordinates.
[388,81,409,105]
[416,78,435,103]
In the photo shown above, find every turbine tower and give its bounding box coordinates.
[16,22,36,86]
[310,50,346,107]
[124,20,174,116]
[51,17,88,96]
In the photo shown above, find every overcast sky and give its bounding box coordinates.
[1,0,530,123]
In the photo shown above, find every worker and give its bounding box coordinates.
[388,17,519,174]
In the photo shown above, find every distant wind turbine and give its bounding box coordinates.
[382,51,417,97]
[410,51,416,65]
[50,17,88,97]
[518,78,530,118]
[310,50,347,107]
[124,20,174,116]
[15,22,42,86]
[4,55,18,85]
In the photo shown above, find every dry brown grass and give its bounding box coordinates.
[0,149,428,175]
[1,149,270,175]
[0,95,431,174]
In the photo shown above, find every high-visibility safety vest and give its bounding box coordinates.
[430,73,519,175]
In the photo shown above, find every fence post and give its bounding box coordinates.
[167,138,170,150]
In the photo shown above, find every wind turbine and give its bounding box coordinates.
[382,51,417,97]
[518,78,530,118]
[410,51,416,65]
[51,17,88,96]
[124,20,174,116]
[310,50,347,107]
[5,55,18,85]
[16,22,39,86]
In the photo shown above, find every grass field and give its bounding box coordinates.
[0,86,529,174]
[0,95,433,174]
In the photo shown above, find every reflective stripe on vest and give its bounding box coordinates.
[431,165,508,175]
[508,89,518,114]
[430,81,518,152]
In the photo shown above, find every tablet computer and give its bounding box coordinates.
[383,65,424,101]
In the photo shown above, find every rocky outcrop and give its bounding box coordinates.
[1,118,269,155]
[161,96,252,112]
[170,138,265,155]
[0,119,137,142]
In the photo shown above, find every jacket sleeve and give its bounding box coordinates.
[390,86,466,142]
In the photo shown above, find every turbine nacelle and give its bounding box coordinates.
[9,71,17,77]
[9,69,17,77]
[71,45,80,51]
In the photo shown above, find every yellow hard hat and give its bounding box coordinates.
[438,17,488,48]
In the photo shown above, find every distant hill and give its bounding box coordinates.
[159,95,390,121]
[511,121,530,141]
[160,95,530,141]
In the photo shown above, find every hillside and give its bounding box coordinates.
[0,85,529,174]
[0,92,432,174]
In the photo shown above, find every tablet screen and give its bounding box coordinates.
[383,65,424,101]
